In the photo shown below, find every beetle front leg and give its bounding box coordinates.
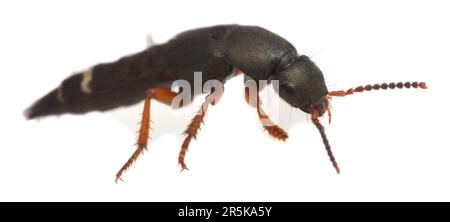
[244,85,288,141]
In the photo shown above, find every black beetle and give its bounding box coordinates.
[25,25,427,182]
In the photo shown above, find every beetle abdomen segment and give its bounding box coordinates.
[24,45,170,119]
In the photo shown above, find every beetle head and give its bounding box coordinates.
[274,55,329,116]
[273,55,427,174]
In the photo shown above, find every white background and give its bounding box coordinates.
[0,0,449,201]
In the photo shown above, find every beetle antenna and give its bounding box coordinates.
[310,107,340,174]
[328,81,427,97]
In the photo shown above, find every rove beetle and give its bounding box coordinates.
[25,25,427,182]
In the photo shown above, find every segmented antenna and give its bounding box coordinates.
[310,107,340,174]
[328,81,427,97]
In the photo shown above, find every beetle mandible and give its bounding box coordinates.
[25,25,427,182]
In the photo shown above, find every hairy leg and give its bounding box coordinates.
[178,90,223,171]
[115,87,182,182]
[244,85,288,141]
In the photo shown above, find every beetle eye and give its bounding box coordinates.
[282,82,296,92]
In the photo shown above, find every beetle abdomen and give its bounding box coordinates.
[25,45,168,119]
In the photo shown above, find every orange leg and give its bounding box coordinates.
[115,87,181,183]
[245,87,288,141]
[178,90,223,171]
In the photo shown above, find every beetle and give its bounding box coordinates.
[25,24,427,182]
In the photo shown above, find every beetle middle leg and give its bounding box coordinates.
[115,87,182,182]
[244,83,288,141]
[178,89,223,171]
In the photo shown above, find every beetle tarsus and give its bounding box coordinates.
[264,125,288,141]
[245,85,289,141]
[179,163,190,172]
[115,176,124,184]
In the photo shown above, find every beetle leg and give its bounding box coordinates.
[178,90,223,171]
[115,87,182,183]
[245,87,288,141]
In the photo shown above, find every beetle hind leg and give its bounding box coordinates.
[115,87,182,182]
[115,89,153,183]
